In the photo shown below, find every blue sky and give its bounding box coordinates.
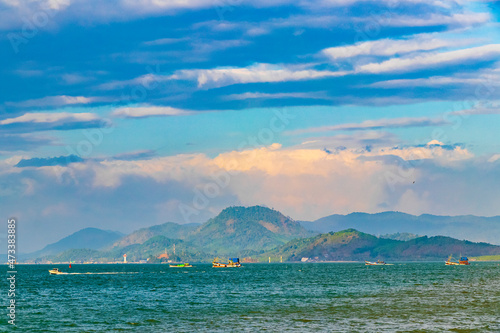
[1,0,500,252]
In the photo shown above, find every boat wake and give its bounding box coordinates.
[53,272,140,275]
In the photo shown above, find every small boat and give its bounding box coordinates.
[213,258,241,268]
[365,260,393,266]
[48,268,67,275]
[169,263,192,268]
[445,255,469,265]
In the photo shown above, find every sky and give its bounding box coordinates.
[1,0,500,252]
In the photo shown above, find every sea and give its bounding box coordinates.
[1,262,499,332]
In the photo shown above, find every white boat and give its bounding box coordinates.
[48,268,67,275]
[365,260,393,266]
[212,258,241,268]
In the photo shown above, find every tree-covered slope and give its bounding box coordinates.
[268,229,500,262]
[187,206,313,254]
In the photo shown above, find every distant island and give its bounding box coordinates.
[22,206,500,264]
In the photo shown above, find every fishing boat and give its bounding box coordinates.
[445,255,469,265]
[212,258,241,268]
[48,268,67,275]
[365,260,392,266]
[169,263,192,268]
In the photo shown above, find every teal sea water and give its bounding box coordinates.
[2,263,499,332]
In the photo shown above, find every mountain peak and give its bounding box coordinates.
[217,205,286,219]
[191,205,312,253]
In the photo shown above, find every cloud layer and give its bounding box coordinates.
[3,140,498,252]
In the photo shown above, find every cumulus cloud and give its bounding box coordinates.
[2,139,498,252]
[57,142,475,215]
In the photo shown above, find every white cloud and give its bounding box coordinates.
[112,105,193,118]
[488,154,500,163]
[322,35,470,60]
[383,11,490,27]
[0,112,100,125]
[196,7,490,37]
[170,63,350,88]
[6,139,500,253]
[311,0,460,8]
[0,0,294,30]
[286,117,449,135]
[298,131,400,151]
[142,37,188,46]
[99,64,349,90]
[357,44,500,74]
[6,95,96,108]
[0,0,490,31]
[371,68,500,88]
[450,103,500,116]
[224,91,328,100]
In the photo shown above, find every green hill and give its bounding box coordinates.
[105,236,210,262]
[53,236,212,263]
[380,232,421,241]
[267,229,500,262]
[188,206,313,254]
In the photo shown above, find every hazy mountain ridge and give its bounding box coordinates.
[111,222,199,248]
[29,228,123,258]
[300,211,500,245]
[27,207,500,262]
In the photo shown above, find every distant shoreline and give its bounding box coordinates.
[6,260,500,265]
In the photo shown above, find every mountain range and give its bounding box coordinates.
[299,211,500,245]
[25,206,500,263]
[266,229,500,262]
